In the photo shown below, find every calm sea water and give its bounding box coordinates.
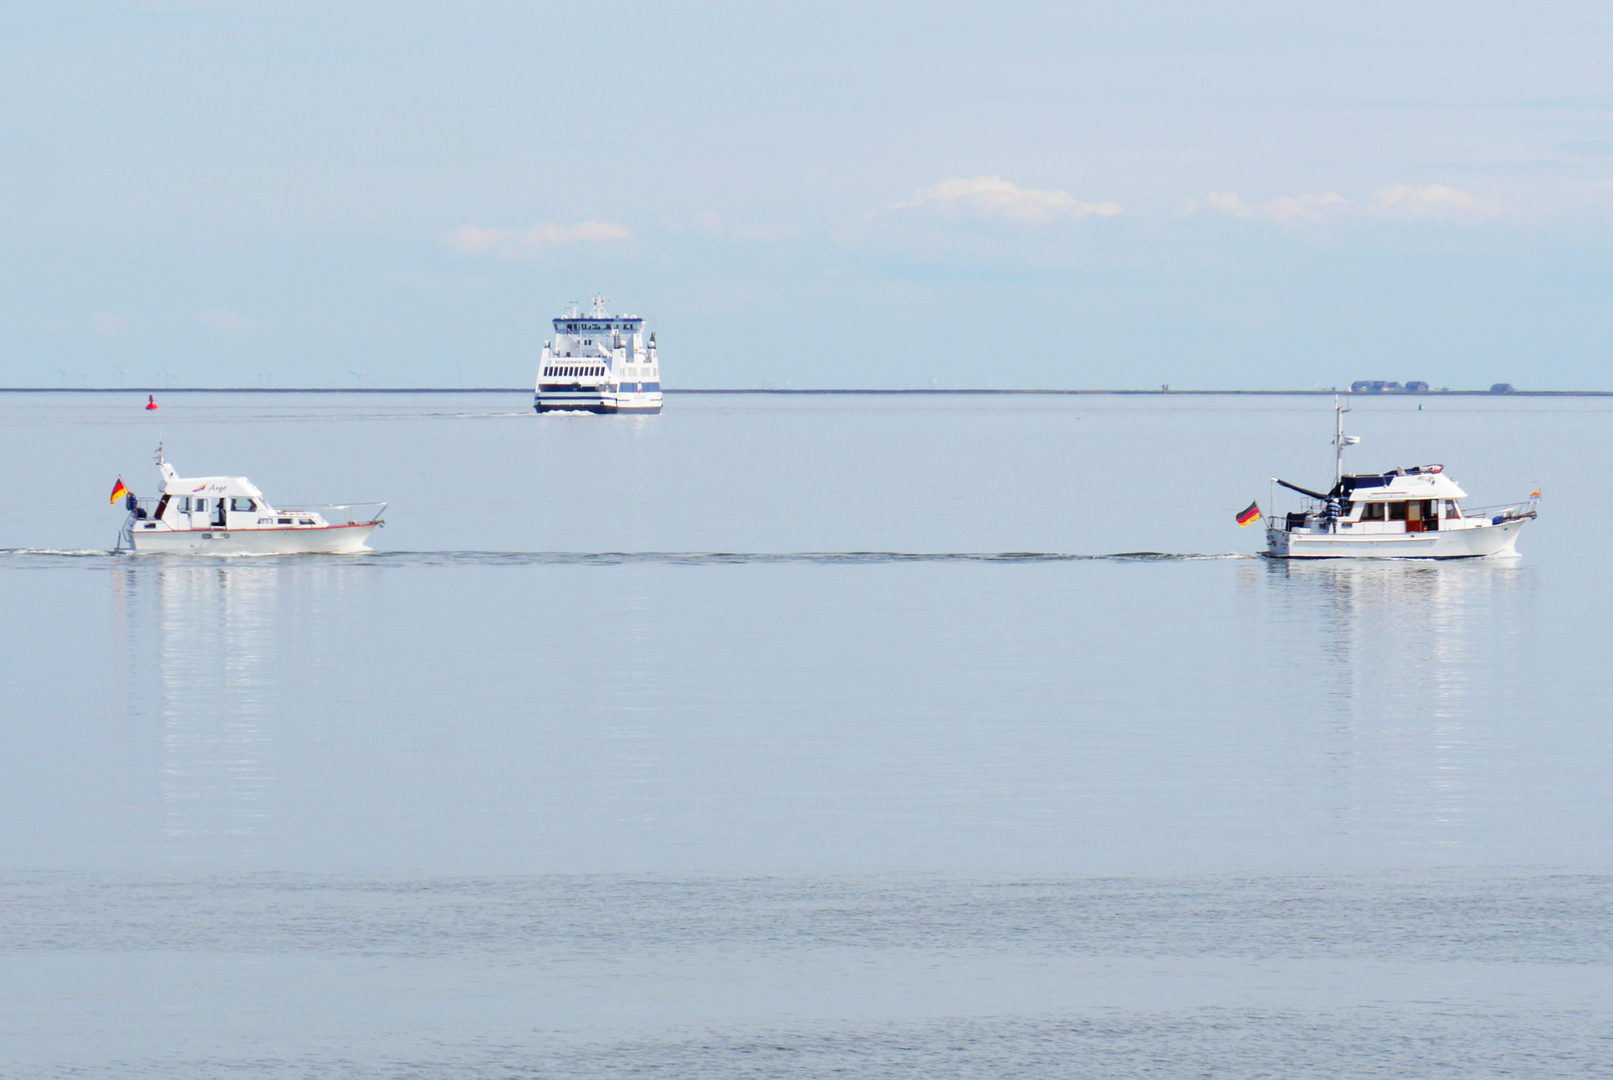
[2,392,1610,1077]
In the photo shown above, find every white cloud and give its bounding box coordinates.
[1191,190,1348,223]
[879,176,1121,223]
[667,212,801,242]
[443,220,630,255]
[689,211,725,236]
[91,310,131,338]
[442,225,509,253]
[1368,184,1501,221]
[193,308,258,338]
[1190,184,1502,224]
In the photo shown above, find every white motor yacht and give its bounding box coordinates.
[117,445,385,554]
[1264,402,1536,559]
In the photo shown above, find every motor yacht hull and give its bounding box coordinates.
[126,522,378,554]
[1266,519,1525,559]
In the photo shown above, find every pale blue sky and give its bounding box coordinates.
[3,1,1611,388]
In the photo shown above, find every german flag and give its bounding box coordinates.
[1235,501,1261,527]
[110,477,128,506]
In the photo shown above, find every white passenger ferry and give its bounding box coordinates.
[534,296,662,414]
[1265,402,1536,559]
[117,445,385,554]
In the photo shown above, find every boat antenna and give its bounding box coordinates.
[154,440,164,465]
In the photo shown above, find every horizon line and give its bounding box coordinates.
[1,387,1607,397]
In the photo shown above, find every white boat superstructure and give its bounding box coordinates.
[534,295,662,414]
[118,446,385,554]
[1264,402,1536,559]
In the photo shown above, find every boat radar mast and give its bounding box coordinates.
[1334,397,1360,487]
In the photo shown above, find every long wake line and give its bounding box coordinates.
[1,548,1247,565]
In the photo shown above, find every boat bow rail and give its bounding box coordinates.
[279,502,388,525]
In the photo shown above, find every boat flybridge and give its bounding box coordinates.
[1265,401,1536,559]
[117,445,385,554]
[534,295,662,414]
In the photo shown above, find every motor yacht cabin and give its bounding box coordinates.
[118,446,384,554]
[1265,402,1535,559]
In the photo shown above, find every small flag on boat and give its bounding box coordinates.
[109,477,128,505]
[145,395,158,410]
[1235,501,1262,527]
[1529,489,1542,499]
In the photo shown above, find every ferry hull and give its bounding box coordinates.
[127,523,378,555]
[533,393,662,415]
[1266,519,1525,559]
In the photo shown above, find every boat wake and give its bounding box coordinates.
[353,550,1250,566]
[1,548,1248,566]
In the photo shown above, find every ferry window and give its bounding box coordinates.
[1361,503,1385,521]
[1388,502,1408,521]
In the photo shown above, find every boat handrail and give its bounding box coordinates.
[278,502,388,525]
[121,495,386,526]
[1272,502,1537,531]
[1461,503,1538,524]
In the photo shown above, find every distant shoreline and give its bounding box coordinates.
[3,387,1611,397]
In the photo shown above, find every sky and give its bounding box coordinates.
[2,0,1612,389]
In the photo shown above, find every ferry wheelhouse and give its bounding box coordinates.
[117,446,385,554]
[534,296,662,414]
[1265,402,1536,559]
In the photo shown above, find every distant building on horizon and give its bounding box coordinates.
[1349,380,1434,393]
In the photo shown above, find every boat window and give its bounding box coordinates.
[1446,500,1461,518]
[194,498,208,513]
[1388,502,1408,521]
[1360,503,1385,521]
[231,497,254,512]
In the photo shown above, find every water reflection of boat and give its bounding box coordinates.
[118,444,385,554]
[1265,401,1535,559]
[110,559,285,858]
